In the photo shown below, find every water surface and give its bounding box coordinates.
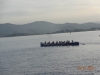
[0,31,100,75]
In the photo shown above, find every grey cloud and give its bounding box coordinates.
[1,0,100,24]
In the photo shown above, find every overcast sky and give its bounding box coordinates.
[0,0,100,24]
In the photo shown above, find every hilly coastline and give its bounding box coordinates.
[0,21,100,37]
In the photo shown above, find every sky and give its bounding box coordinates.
[0,0,100,24]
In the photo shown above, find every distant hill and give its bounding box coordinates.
[0,21,100,37]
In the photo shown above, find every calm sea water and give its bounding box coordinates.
[0,31,100,75]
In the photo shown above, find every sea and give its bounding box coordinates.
[0,31,100,75]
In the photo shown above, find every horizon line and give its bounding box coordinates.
[0,21,99,25]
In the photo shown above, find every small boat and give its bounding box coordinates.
[40,41,79,47]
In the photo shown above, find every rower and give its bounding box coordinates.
[52,41,54,44]
[44,41,46,44]
[56,41,58,44]
[72,40,73,43]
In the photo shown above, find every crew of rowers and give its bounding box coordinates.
[43,40,73,45]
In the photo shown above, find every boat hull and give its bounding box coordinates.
[40,42,79,47]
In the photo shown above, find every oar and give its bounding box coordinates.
[79,43,85,45]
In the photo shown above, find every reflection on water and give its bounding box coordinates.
[0,31,100,75]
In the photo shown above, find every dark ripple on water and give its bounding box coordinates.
[80,42,100,45]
